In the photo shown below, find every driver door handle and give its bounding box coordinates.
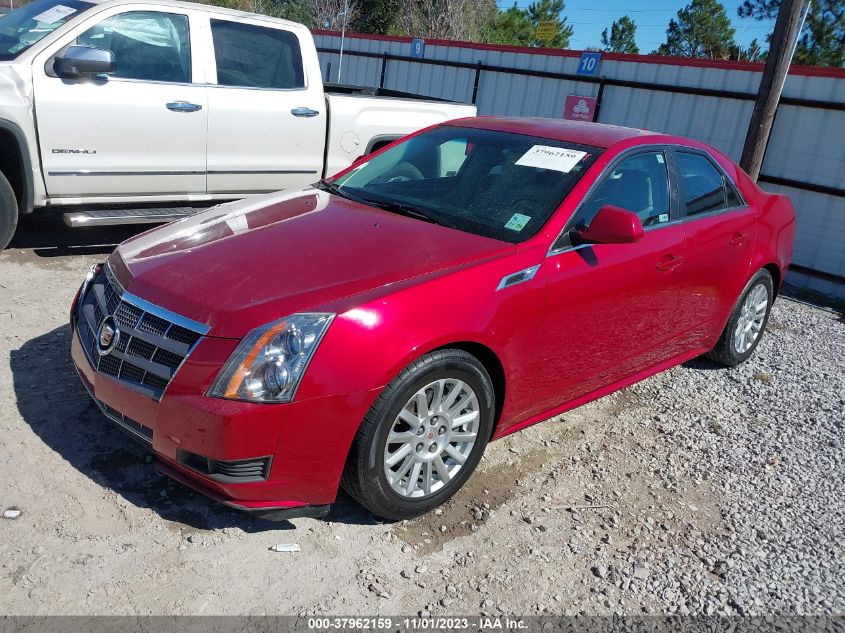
[656,254,684,272]
[729,232,749,247]
[166,101,202,113]
[291,107,320,117]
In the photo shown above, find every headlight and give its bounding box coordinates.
[208,313,334,403]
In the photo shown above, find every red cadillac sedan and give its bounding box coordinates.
[70,118,795,521]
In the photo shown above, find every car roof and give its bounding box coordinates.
[444,117,660,149]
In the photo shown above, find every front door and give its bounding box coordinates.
[32,8,207,198]
[203,17,326,196]
[531,149,687,412]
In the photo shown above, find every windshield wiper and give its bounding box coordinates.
[318,181,448,227]
[357,197,446,226]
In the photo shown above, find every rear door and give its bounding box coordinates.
[32,6,208,198]
[669,149,757,348]
[532,147,687,411]
[203,17,326,195]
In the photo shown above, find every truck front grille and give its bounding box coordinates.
[75,266,208,401]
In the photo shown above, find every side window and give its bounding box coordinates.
[676,152,741,216]
[76,11,190,83]
[210,20,304,90]
[437,139,468,177]
[577,151,671,228]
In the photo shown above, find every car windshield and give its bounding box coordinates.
[328,125,602,244]
[0,0,94,60]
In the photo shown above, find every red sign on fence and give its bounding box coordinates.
[563,95,597,122]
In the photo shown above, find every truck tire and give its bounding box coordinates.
[0,171,18,250]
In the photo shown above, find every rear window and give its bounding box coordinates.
[210,19,304,90]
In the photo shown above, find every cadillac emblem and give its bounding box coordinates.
[96,316,120,356]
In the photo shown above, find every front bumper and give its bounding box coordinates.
[70,275,379,520]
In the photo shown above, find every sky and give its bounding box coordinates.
[496,0,778,53]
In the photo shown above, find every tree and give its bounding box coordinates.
[310,0,361,30]
[483,2,534,46]
[526,0,573,48]
[397,0,497,41]
[352,0,400,34]
[600,15,639,54]
[738,0,845,67]
[729,37,767,61]
[655,0,736,59]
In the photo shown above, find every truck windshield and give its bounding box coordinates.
[0,0,94,60]
[328,125,602,244]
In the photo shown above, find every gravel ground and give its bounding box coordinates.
[0,216,843,616]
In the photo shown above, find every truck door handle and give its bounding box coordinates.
[656,254,683,271]
[729,232,749,247]
[291,107,320,117]
[166,101,203,113]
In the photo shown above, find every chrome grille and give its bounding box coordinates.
[74,266,208,401]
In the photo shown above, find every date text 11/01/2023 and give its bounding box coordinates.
[307,617,528,630]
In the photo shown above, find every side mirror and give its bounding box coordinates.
[576,204,644,245]
[55,46,115,79]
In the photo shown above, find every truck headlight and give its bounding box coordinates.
[208,313,334,403]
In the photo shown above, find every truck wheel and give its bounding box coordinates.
[0,171,18,250]
[342,349,495,520]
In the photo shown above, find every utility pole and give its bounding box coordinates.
[739,0,810,181]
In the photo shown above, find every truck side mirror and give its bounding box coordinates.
[55,46,115,79]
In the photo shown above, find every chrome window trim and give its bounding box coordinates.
[546,145,677,258]
[546,143,750,259]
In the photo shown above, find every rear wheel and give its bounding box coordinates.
[342,349,495,520]
[707,269,773,367]
[0,171,18,250]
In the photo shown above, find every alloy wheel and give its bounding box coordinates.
[733,283,769,354]
[383,378,480,498]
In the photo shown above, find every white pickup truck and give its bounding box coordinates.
[0,0,475,248]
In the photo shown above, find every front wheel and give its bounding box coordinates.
[707,269,774,367]
[0,171,18,251]
[342,349,495,520]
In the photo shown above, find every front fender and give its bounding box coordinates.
[295,248,548,427]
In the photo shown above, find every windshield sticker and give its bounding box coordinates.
[505,213,532,232]
[656,154,665,164]
[658,213,669,223]
[515,145,588,173]
[33,5,77,23]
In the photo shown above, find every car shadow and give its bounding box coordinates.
[681,357,723,371]
[10,324,377,532]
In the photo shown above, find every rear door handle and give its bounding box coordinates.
[166,101,202,113]
[729,232,749,247]
[656,254,683,272]
[291,107,320,117]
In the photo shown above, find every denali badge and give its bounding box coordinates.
[52,148,97,154]
[96,316,120,356]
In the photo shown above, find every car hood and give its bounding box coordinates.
[111,188,512,338]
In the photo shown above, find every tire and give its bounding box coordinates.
[0,171,18,251]
[706,269,774,367]
[342,349,495,520]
